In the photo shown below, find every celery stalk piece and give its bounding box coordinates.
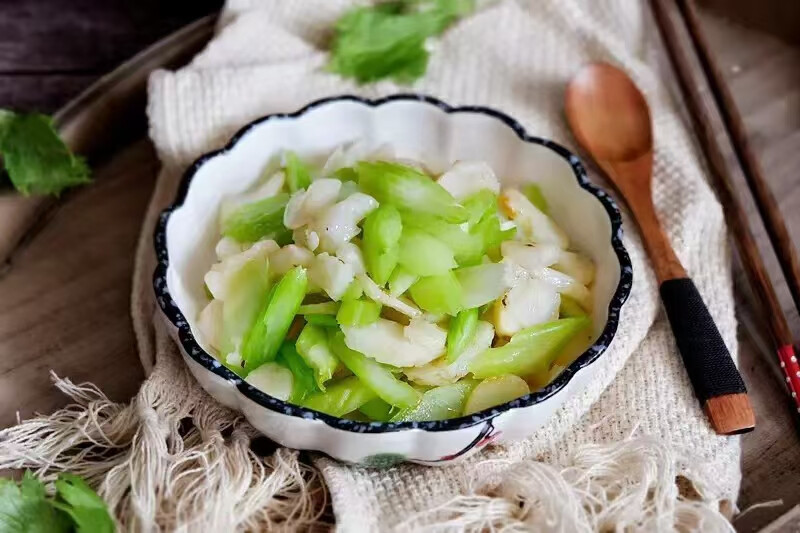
[337,299,382,327]
[298,301,340,315]
[388,266,419,297]
[340,279,364,301]
[461,189,498,227]
[398,229,457,276]
[446,308,478,363]
[455,262,512,309]
[240,266,308,371]
[296,323,340,390]
[463,375,530,415]
[400,211,483,266]
[221,192,290,243]
[304,314,339,327]
[471,213,516,254]
[277,343,318,403]
[245,362,294,401]
[330,332,421,408]
[284,151,312,192]
[559,295,587,318]
[389,380,477,422]
[358,398,394,422]
[217,251,272,356]
[363,205,402,285]
[356,161,468,223]
[301,376,377,417]
[408,271,463,315]
[522,183,548,213]
[469,317,590,379]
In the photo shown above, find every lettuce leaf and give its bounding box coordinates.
[0,111,91,196]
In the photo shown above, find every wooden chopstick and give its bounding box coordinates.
[649,0,800,414]
[676,0,800,318]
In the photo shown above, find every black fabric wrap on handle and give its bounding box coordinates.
[659,278,747,402]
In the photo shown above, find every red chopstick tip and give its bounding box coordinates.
[704,393,755,435]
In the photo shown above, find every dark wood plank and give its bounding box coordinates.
[0,74,97,113]
[0,139,156,428]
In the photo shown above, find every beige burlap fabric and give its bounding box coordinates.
[0,1,743,531]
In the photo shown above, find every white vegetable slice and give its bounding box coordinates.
[358,274,422,318]
[204,240,277,300]
[269,244,314,276]
[404,320,494,386]
[336,242,366,275]
[322,141,395,176]
[455,262,515,309]
[529,267,593,311]
[342,317,446,367]
[308,253,355,301]
[215,236,248,260]
[314,192,379,253]
[436,161,500,199]
[499,189,569,248]
[283,178,342,229]
[491,277,560,336]
[553,251,595,285]
[463,375,530,415]
[501,241,561,271]
[245,363,294,401]
[197,299,223,352]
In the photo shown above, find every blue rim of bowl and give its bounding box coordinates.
[153,93,633,434]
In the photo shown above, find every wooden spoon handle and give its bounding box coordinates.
[660,278,755,434]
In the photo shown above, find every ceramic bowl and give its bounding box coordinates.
[153,94,632,467]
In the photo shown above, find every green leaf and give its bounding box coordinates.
[52,474,114,533]
[328,0,475,84]
[0,112,91,196]
[284,151,312,192]
[0,472,71,533]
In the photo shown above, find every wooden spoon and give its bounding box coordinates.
[565,62,755,435]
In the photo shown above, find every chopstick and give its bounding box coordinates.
[676,0,800,319]
[649,0,800,416]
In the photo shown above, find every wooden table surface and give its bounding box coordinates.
[1,2,799,532]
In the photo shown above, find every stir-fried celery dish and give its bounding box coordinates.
[198,146,596,422]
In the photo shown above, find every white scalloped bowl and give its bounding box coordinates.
[153,95,632,467]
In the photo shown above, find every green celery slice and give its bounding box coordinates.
[330,332,421,408]
[400,210,483,266]
[296,323,340,390]
[358,398,394,422]
[302,376,377,417]
[277,343,318,403]
[363,205,402,285]
[298,301,340,315]
[221,192,290,243]
[219,253,271,356]
[284,151,312,192]
[390,380,478,422]
[469,317,590,379]
[356,161,467,223]
[304,314,339,327]
[398,228,457,276]
[461,189,498,227]
[446,308,479,363]
[408,271,463,315]
[388,266,419,296]
[240,266,308,371]
[337,299,382,327]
